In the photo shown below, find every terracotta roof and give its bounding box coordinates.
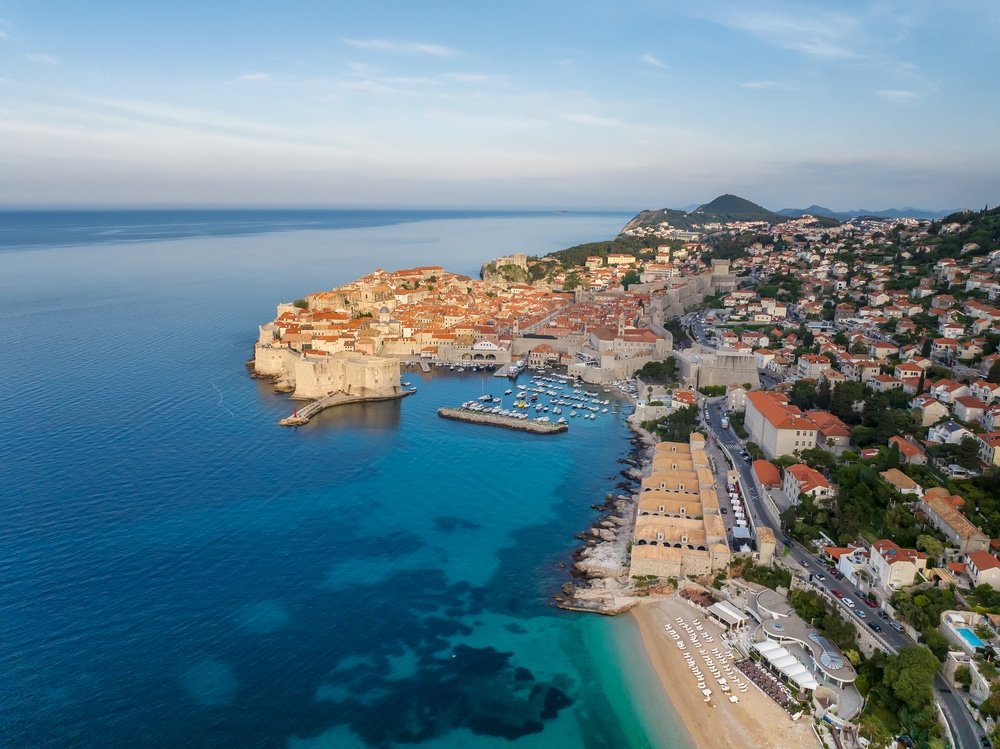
[880,468,920,492]
[969,550,1000,572]
[752,460,781,487]
[786,463,830,492]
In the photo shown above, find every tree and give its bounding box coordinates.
[956,436,981,470]
[989,359,1000,384]
[954,664,972,691]
[915,534,943,561]
[886,441,901,469]
[831,381,864,423]
[621,269,641,289]
[815,378,832,410]
[883,646,940,710]
[563,271,582,291]
[789,379,817,409]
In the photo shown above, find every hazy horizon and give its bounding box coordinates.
[2,1,998,211]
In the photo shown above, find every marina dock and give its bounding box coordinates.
[437,407,568,434]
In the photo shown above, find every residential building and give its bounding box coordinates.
[888,435,927,465]
[953,395,987,424]
[967,551,1000,590]
[744,391,818,459]
[869,539,928,591]
[879,468,923,497]
[927,420,975,446]
[783,463,833,504]
[976,432,1000,467]
[919,487,990,553]
[910,394,949,427]
[796,354,831,380]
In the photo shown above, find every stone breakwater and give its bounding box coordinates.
[437,408,568,434]
[555,415,675,615]
[278,390,414,426]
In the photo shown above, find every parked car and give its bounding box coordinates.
[815,574,826,582]
[843,598,855,608]
[855,609,867,619]
[878,611,888,620]
[864,598,876,608]
[832,590,844,599]
[868,622,882,632]
[891,620,903,632]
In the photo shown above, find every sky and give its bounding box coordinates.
[1,0,999,211]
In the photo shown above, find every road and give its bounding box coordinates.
[937,673,987,749]
[702,399,989,747]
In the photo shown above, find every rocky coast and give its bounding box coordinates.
[555,414,666,615]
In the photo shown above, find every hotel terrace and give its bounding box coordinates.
[630,433,731,580]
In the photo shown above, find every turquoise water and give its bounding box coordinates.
[957,627,985,649]
[0,211,693,748]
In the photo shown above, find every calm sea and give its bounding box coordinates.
[0,210,692,748]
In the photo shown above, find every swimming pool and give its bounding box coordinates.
[956,626,985,649]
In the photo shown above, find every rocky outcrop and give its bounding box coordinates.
[554,416,666,615]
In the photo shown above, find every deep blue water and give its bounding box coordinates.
[0,211,692,748]
[0,209,609,251]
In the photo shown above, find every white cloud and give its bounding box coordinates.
[441,72,491,84]
[641,53,667,69]
[877,89,918,103]
[342,38,457,58]
[739,80,795,91]
[234,72,272,83]
[565,113,622,128]
[26,52,59,65]
[703,6,860,62]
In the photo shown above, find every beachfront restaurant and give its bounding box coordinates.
[749,589,858,690]
[752,640,819,692]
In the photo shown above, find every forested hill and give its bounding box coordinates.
[620,193,790,233]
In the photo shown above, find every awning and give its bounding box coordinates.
[707,601,746,627]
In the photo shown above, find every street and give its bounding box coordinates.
[700,396,987,749]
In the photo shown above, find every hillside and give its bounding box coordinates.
[620,193,791,233]
[691,194,783,223]
[619,207,692,233]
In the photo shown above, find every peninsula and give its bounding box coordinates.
[247,197,1000,749]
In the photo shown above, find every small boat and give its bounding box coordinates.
[402,381,412,387]
[504,389,513,395]
[570,410,577,417]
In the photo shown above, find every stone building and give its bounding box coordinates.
[630,433,731,579]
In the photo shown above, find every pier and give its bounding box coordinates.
[279,389,415,426]
[437,407,568,434]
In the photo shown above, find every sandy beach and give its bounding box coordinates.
[630,598,821,749]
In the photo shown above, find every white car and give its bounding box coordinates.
[843,598,855,609]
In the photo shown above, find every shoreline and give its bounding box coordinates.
[629,598,821,749]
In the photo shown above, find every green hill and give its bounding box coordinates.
[620,194,789,233]
[691,194,783,223]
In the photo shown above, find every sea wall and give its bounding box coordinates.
[437,408,567,434]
